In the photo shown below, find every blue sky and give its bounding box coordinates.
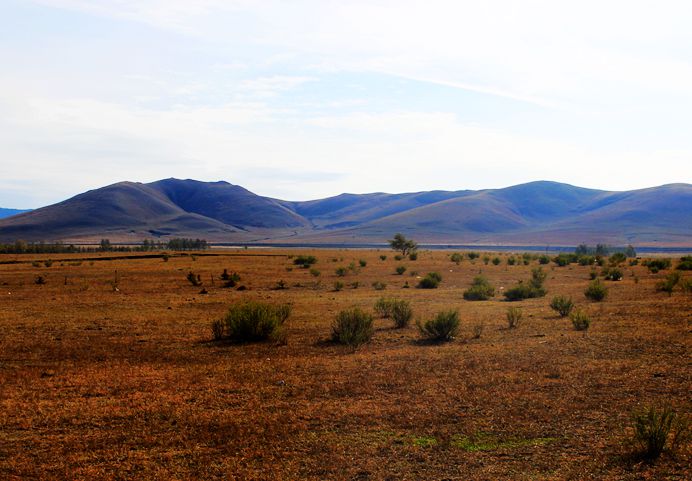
[1,0,691,208]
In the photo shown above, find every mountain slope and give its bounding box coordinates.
[0,179,689,245]
[0,208,30,219]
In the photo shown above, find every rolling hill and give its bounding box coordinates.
[0,208,30,219]
[0,179,690,246]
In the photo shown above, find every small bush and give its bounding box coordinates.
[31,261,41,268]
[538,255,550,265]
[395,265,407,275]
[331,308,374,347]
[187,272,202,286]
[372,281,387,290]
[450,253,463,264]
[584,279,608,301]
[631,405,689,459]
[467,252,479,260]
[418,272,441,289]
[578,255,595,266]
[604,268,623,281]
[589,269,598,280]
[394,255,403,261]
[504,281,546,301]
[44,260,53,267]
[609,252,627,265]
[530,267,547,288]
[293,255,317,267]
[335,267,348,277]
[408,252,418,261]
[492,257,501,265]
[417,310,459,342]
[471,321,484,339]
[374,297,394,318]
[570,309,590,330]
[309,268,321,277]
[550,295,574,317]
[646,258,671,272]
[211,319,224,340]
[350,281,360,289]
[35,275,46,285]
[218,301,290,343]
[391,299,413,328]
[463,276,495,301]
[482,256,490,265]
[506,306,522,328]
[359,259,367,267]
[379,255,387,261]
[333,281,344,291]
[656,271,681,296]
[682,278,692,293]
[676,256,692,270]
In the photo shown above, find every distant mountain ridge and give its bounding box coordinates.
[0,208,31,219]
[0,179,690,246]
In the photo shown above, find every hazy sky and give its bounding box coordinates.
[2,0,692,208]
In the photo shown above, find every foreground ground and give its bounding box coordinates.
[0,249,689,480]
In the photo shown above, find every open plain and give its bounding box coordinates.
[0,249,690,480]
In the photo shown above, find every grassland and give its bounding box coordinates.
[0,249,689,480]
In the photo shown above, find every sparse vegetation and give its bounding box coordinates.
[630,405,689,459]
[463,275,495,301]
[570,309,590,331]
[550,295,574,317]
[450,253,463,264]
[506,307,522,329]
[585,279,608,301]
[390,299,413,328]
[187,271,202,286]
[388,233,418,257]
[372,281,387,290]
[216,301,290,343]
[374,297,394,318]
[417,272,442,289]
[503,268,547,301]
[417,310,459,342]
[331,308,374,347]
[656,271,681,296]
[293,255,317,268]
[395,265,407,275]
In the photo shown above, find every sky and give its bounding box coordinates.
[1,0,691,208]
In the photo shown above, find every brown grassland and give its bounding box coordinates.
[0,249,690,480]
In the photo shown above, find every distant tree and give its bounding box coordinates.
[388,233,417,256]
[625,244,637,258]
[595,243,609,256]
[99,239,112,252]
[575,244,590,255]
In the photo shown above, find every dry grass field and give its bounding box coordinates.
[0,249,690,480]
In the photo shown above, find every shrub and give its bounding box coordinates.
[331,308,374,347]
[646,258,671,273]
[350,281,360,289]
[682,278,692,293]
[218,301,290,343]
[550,296,574,317]
[293,255,317,267]
[578,255,595,266]
[656,272,681,296]
[483,256,490,265]
[463,276,495,301]
[471,322,484,339]
[538,255,550,265]
[507,256,516,265]
[274,280,287,290]
[44,260,53,267]
[395,265,407,275]
[467,252,479,260]
[333,281,344,291]
[187,272,202,286]
[31,261,40,268]
[374,297,394,318]
[553,254,572,267]
[631,405,689,459]
[589,269,598,280]
[417,310,459,342]
[35,275,46,285]
[603,268,623,281]
[418,272,441,289]
[211,319,224,340]
[379,255,387,261]
[335,267,348,277]
[506,306,522,328]
[391,299,413,328]
[372,281,387,290]
[676,256,692,270]
[570,309,590,330]
[309,268,321,277]
[359,259,367,267]
[609,252,626,265]
[530,267,547,289]
[408,252,418,261]
[450,253,463,264]
[503,271,546,301]
[492,257,501,265]
[394,255,404,261]
[584,279,608,301]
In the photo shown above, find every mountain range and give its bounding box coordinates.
[0,179,690,246]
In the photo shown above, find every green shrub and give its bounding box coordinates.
[503,280,546,301]
[676,256,692,270]
[645,258,671,272]
[391,299,413,328]
[359,259,367,267]
[589,269,598,280]
[335,267,348,277]
[395,265,407,275]
[609,252,626,265]
[450,253,463,264]
[578,255,595,266]
[530,267,547,288]
[538,255,550,265]
[603,268,623,281]
[467,252,479,260]
[309,268,321,277]
[34,275,46,285]
[372,281,387,290]
[631,405,689,459]
[374,297,394,318]
[682,278,692,293]
[334,281,344,291]
[408,252,418,261]
[570,309,590,330]
[553,254,571,266]
[463,276,495,301]
[379,255,387,261]
[417,310,459,342]
[656,271,681,295]
[331,308,374,347]
[584,279,608,301]
[483,256,490,265]
[492,257,501,265]
[44,260,53,268]
[418,272,441,289]
[350,281,360,289]
[293,255,317,267]
[506,306,522,328]
[394,255,404,261]
[550,295,574,317]
[218,301,290,343]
